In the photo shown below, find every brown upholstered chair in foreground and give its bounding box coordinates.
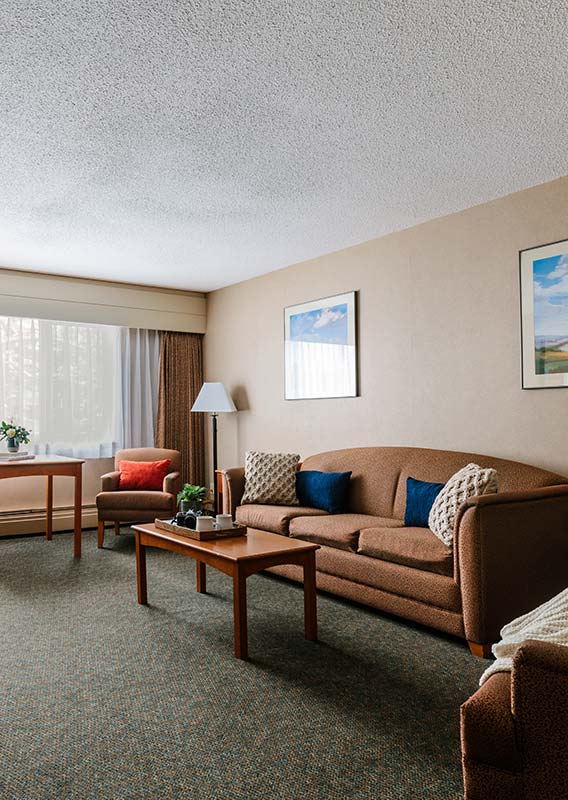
[96,448,181,548]
[461,640,568,799]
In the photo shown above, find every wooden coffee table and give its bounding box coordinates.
[131,523,320,660]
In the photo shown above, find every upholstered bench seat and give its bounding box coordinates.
[235,504,327,535]
[358,526,453,576]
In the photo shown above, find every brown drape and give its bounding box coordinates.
[155,332,205,487]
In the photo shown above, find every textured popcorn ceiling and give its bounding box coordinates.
[1,1,567,291]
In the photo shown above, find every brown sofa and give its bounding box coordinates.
[221,447,568,655]
[461,640,568,799]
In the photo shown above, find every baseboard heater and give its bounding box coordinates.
[0,505,98,537]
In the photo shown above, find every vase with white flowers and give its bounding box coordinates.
[0,420,31,453]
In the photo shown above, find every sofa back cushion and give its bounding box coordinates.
[300,447,566,518]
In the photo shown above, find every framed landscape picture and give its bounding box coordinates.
[520,238,568,388]
[284,291,358,400]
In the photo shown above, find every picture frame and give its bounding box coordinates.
[284,291,358,400]
[520,238,568,389]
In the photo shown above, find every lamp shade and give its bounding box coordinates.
[191,382,236,413]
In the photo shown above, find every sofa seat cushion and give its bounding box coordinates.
[358,526,454,576]
[289,514,403,552]
[461,672,521,773]
[96,491,173,512]
[235,504,327,535]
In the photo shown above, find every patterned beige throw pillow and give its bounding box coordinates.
[241,451,300,506]
[428,463,498,547]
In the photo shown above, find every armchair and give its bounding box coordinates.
[96,448,181,548]
[461,640,568,799]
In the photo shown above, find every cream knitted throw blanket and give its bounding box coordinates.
[480,588,568,685]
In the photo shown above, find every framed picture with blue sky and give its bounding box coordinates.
[284,291,358,400]
[520,238,568,388]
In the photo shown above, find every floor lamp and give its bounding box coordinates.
[191,382,236,515]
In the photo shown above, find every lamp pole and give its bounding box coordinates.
[211,412,218,515]
[191,383,237,519]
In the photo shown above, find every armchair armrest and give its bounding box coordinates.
[455,484,568,644]
[221,467,245,516]
[510,640,568,794]
[100,471,120,491]
[163,471,181,496]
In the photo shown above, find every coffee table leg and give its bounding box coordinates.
[135,532,148,605]
[303,550,317,641]
[196,561,206,593]
[232,567,248,660]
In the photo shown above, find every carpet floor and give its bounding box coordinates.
[1,530,482,800]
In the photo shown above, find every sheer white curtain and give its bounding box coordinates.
[117,327,160,449]
[0,317,160,457]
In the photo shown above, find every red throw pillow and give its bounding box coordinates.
[118,459,172,491]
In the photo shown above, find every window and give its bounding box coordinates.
[0,317,160,458]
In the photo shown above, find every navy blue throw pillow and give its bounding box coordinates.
[404,476,445,528]
[296,470,352,514]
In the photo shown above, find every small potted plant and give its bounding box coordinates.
[0,420,31,453]
[177,484,207,514]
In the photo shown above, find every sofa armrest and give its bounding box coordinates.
[510,640,568,794]
[222,467,245,516]
[163,471,181,497]
[101,471,120,491]
[455,484,568,644]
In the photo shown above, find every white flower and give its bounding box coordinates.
[7,428,16,438]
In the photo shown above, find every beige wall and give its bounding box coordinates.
[205,177,568,476]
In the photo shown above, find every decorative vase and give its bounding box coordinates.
[7,438,19,454]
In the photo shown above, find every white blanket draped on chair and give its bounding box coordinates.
[480,588,568,685]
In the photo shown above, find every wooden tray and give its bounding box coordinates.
[154,518,247,541]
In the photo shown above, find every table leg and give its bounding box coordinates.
[196,561,207,593]
[303,550,318,642]
[232,567,248,660]
[73,465,82,558]
[135,532,148,605]
[45,475,53,541]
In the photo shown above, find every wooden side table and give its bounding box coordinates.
[0,456,84,556]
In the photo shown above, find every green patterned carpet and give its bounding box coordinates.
[0,530,482,799]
